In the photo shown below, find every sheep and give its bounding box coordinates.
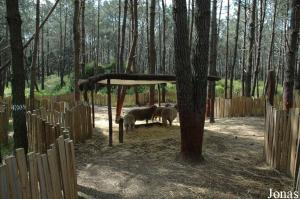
[152,104,178,121]
[151,107,165,121]
[123,113,136,132]
[161,107,178,126]
[128,105,157,124]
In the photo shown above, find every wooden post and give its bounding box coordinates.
[91,88,95,128]
[107,79,113,146]
[158,84,161,107]
[119,118,124,143]
[266,70,276,106]
[83,87,88,103]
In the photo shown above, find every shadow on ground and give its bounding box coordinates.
[75,108,292,199]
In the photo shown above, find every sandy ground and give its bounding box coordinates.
[75,106,293,199]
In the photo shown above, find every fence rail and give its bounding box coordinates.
[0,136,78,199]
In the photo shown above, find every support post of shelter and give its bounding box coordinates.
[91,88,95,128]
[119,118,124,143]
[158,84,161,107]
[83,86,88,102]
[107,79,113,146]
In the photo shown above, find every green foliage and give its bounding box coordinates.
[80,61,116,79]
[3,75,283,98]
[104,62,116,73]
[81,61,105,79]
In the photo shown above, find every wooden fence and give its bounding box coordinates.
[273,93,300,109]
[214,97,265,118]
[265,103,300,177]
[0,136,78,199]
[0,103,9,145]
[27,102,92,152]
[65,103,93,143]
[26,110,67,153]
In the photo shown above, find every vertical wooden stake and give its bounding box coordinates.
[266,70,276,106]
[119,118,124,144]
[158,84,161,107]
[91,88,95,128]
[107,79,113,146]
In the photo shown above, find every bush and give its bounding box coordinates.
[81,62,105,79]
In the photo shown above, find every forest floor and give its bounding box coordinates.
[75,106,292,199]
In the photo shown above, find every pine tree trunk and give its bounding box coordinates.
[119,0,128,73]
[96,0,101,71]
[224,0,229,99]
[6,0,28,152]
[161,0,166,102]
[251,0,267,97]
[149,0,156,105]
[115,0,129,122]
[131,0,139,105]
[189,0,194,53]
[41,20,45,90]
[284,0,300,110]
[81,0,86,75]
[208,0,218,123]
[0,39,4,98]
[245,0,256,97]
[229,0,241,99]
[59,3,64,87]
[116,0,139,122]
[30,0,40,111]
[241,0,247,96]
[173,0,210,161]
[46,26,50,76]
[62,0,68,87]
[116,0,121,72]
[146,0,149,64]
[0,37,6,98]
[74,0,81,101]
[267,0,278,71]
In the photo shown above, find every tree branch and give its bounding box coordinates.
[0,0,60,73]
[23,0,60,49]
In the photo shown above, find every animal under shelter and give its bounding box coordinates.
[78,73,220,146]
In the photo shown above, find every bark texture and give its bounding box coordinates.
[6,0,28,152]
[284,0,300,110]
[149,0,156,105]
[245,0,256,97]
[74,0,81,101]
[173,0,210,161]
[208,0,218,123]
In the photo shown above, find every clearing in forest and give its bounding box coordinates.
[75,106,292,199]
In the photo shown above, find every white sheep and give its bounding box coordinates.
[161,107,178,126]
[123,113,136,132]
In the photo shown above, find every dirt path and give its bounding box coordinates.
[75,106,292,199]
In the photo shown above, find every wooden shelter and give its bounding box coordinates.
[78,73,220,146]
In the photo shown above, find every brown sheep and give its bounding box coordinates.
[161,107,178,126]
[128,105,157,124]
[123,113,135,132]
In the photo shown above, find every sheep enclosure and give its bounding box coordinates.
[75,106,292,199]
